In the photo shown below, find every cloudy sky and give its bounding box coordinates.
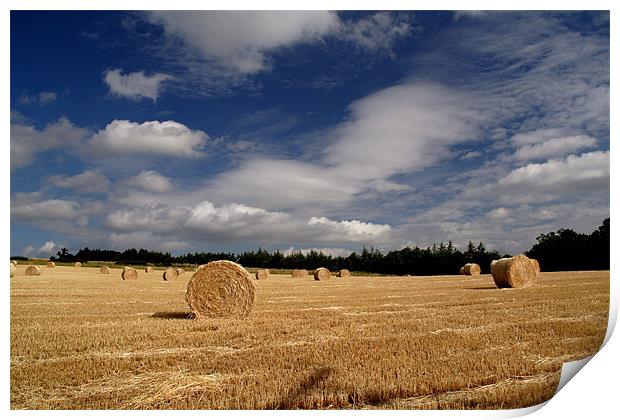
[10,10,610,258]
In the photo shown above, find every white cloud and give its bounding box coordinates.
[122,170,173,193]
[19,91,58,106]
[149,11,340,74]
[12,198,81,221]
[11,118,88,168]
[105,205,190,232]
[22,245,35,257]
[37,241,59,256]
[307,217,391,241]
[514,135,597,161]
[50,170,111,193]
[109,231,190,251]
[104,69,173,101]
[340,12,411,53]
[89,120,207,158]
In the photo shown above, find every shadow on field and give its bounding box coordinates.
[150,311,195,319]
[266,366,333,409]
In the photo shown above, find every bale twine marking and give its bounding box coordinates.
[122,266,138,280]
[185,260,256,318]
[255,269,269,280]
[10,262,16,278]
[337,269,351,278]
[145,266,154,273]
[74,262,82,268]
[530,258,541,273]
[291,269,308,278]
[100,265,111,274]
[46,261,56,268]
[163,268,178,281]
[313,267,331,281]
[25,265,42,276]
[490,255,537,288]
[463,263,481,276]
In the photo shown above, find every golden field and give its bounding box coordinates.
[10,265,609,409]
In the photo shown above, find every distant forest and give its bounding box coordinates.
[17,218,609,275]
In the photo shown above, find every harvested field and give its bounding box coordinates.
[10,266,608,409]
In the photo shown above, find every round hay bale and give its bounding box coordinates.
[145,266,154,273]
[11,260,18,266]
[530,258,541,273]
[25,265,42,276]
[291,269,308,278]
[176,268,185,276]
[74,262,81,268]
[459,266,465,275]
[463,263,481,276]
[122,266,138,280]
[163,268,178,281]
[491,255,537,288]
[46,261,56,268]
[313,267,331,281]
[255,269,269,280]
[185,260,256,318]
[100,265,111,274]
[337,269,351,278]
[10,262,16,278]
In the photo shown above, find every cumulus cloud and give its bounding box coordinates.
[10,193,95,228]
[109,231,190,251]
[104,69,173,101]
[149,11,340,74]
[49,170,111,193]
[340,12,411,53]
[121,170,173,193]
[307,217,391,241]
[514,135,597,161]
[19,91,58,106]
[11,117,88,168]
[89,120,207,157]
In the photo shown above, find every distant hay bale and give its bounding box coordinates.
[100,265,111,274]
[313,267,331,281]
[463,263,481,276]
[337,269,351,278]
[122,266,138,280]
[74,262,81,268]
[530,258,541,273]
[459,266,465,275]
[490,255,537,288]
[10,262,15,278]
[176,268,185,276]
[11,260,17,266]
[25,265,42,276]
[255,269,269,280]
[185,260,256,318]
[145,266,154,273]
[46,261,56,268]
[163,268,178,281]
[291,269,308,278]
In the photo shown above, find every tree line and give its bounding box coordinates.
[38,218,609,275]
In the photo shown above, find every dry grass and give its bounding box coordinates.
[10,266,608,409]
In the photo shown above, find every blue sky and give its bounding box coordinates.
[10,10,610,258]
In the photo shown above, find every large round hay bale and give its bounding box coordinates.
[145,266,154,273]
[74,262,81,268]
[10,262,16,278]
[291,269,308,278]
[463,263,481,276]
[176,268,185,276]
[186,260,256,318]
[255,269,269,280]
[25,265,42,276]
[122,266,138,280]
[313,267,331,281]
[163,268,178,281]
[491,255,537,288]
[100,265,111,274]
[46,261,56,268]
[530,258,541,273]
[337,269,351,278]
[11,260,18,266]
[459,266,465,275]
